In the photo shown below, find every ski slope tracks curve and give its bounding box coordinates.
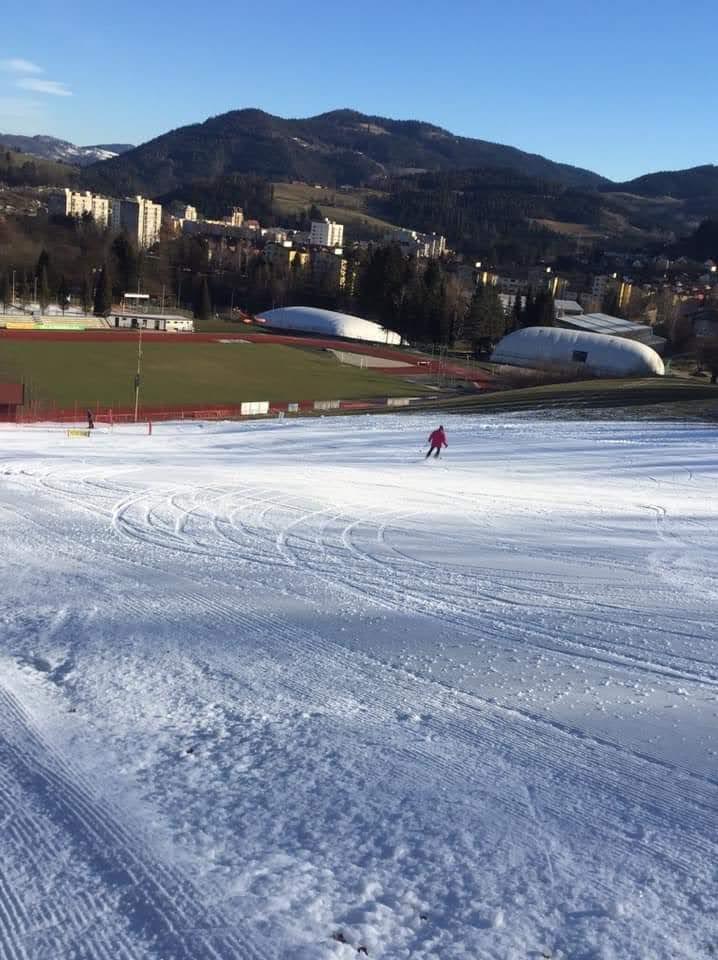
[0,413,716,959]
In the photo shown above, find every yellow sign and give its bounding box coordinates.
[66,429,91,438]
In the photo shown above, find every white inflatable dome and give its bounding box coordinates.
[491,327,665,378]
[258,306,402,345]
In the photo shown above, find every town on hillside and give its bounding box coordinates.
[1,172,717,380]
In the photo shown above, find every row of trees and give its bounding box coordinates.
[355,244,556,348]
[0,248,75,313]
[0,237,141,315]
[0,210,560,346]
[462,286,557,349]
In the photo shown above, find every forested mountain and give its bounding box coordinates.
[83,108,607,197]
[372,168,604,255]
[5,107,717,256]
[604,165,718,200]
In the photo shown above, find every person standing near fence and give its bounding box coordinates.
[86,409,94,430]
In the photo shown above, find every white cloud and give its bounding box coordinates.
[1,58,43,74]
[16,78,72,97]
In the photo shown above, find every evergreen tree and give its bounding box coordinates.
[290,252,305,295]
[57,275,70,314]
[111,235,139,293]
[195,276,212,321]
[93,264,112,316]
[465,283,506,347]
[684,219,718,261]
[522,288,535,326]
[602,287,621,317]
[0,272,9,312]
[36,249,50,278]
[357,244,407,338]
[533,288,555,326]
[512,291,524,331]
[246,257,270,313]
[81,275,93,314]
[38,264,50,311]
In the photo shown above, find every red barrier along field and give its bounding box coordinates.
[13,396,419,425]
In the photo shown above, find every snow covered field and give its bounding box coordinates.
[0,414,716,960]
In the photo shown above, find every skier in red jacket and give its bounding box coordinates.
[425,425,448,459]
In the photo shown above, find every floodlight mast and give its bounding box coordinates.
[133,326,143,422]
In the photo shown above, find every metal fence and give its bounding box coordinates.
[12,395,429,425]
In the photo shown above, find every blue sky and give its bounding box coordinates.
[1,0,715,181]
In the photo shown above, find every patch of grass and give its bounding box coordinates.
[426,377,718,418]
[1,340,425,410]
[272,181,398,235]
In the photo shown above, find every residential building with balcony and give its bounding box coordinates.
[310,219,344,248]
[48,189,110,227]
[110,196,163,249]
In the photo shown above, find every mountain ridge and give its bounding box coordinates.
[0,133,134,167]
[603,164,718,200]
[81,107,609,196]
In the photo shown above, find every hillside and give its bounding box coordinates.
[0,134,134,166]
[366,167,682,257]
[0,145,80,187]
[604,165,718,200]
[83,108,607,196]
[5,107,718,254]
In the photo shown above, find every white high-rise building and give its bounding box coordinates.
[310,218,344,248]
[110,196,163,249]
[48,189,110,227]
[385,228,447,259]
[224,207,244,226]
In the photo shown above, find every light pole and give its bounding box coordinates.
[133,326,143,423]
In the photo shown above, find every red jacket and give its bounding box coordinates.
[428,428,447,448]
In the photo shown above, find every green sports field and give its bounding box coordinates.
[0,340,425,410]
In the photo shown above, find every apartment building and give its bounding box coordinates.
[48,189,110,227]
[385,228,447,259]
[110,196,163,249]
[310,218,344,248]
[224,207,244,227]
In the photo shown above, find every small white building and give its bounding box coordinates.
[108,312,194,333]
[491,327,664,378]
[310,218,344,247]
[557,312,666,353]
[554,299,584,318]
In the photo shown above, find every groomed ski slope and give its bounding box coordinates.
[0,414,716,960]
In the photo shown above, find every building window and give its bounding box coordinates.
[572,350,588,363]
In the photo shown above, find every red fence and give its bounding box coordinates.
[12,396,423,425]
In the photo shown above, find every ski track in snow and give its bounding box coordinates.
[0,414,717,959]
